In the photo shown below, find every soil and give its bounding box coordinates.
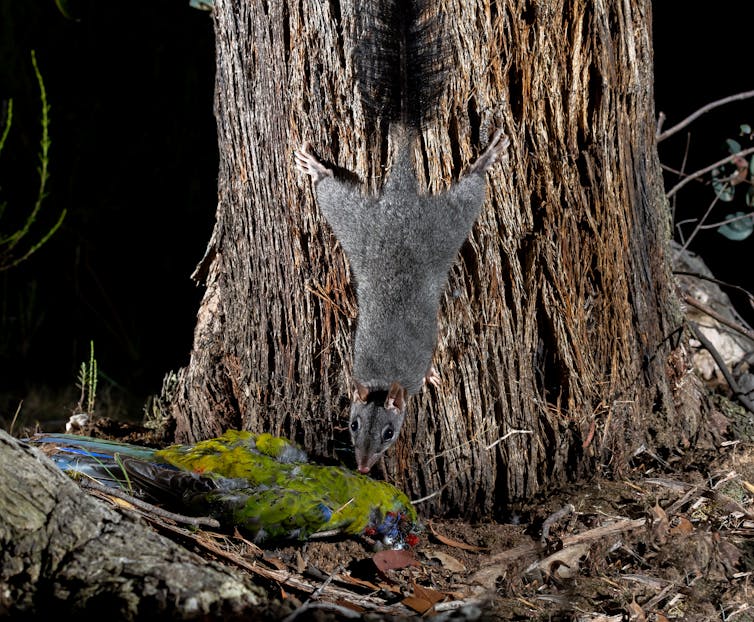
[261,420,754,621]
[58,394,754,622]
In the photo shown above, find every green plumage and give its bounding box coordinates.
[30,430,419,546]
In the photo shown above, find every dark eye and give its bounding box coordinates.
[382,427,394,442]
[350,419,359,433]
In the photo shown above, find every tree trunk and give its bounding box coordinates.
[165,0,705,516]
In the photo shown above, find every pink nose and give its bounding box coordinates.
[358,466,370,474]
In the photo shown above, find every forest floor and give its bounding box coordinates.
[37,390,752,622]
[238,400,754,621]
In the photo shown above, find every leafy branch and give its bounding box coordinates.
[665,144,754,200]
[659,92,754,246]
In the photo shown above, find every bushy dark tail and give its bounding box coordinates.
[355,0,450,128]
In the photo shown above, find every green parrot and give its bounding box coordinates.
[29,430,419,547]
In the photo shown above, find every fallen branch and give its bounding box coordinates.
[682,293,754,342]
[470,516,647,588]
[0,431,262,618]
[687,320,754,415]
[79,478,221,528]
[151,519,414,617]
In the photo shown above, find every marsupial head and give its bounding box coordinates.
[349,381,407,473]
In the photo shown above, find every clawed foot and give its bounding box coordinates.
[294,142,334,184]
[423,366,441,389]
[469,127,510,175]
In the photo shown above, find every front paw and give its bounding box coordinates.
[423,366,441,389]
[469,128,510,175]
[294,142,334,184]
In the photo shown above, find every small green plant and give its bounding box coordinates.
[0,50,66,271]
[68,452,134,495]
[76,341,98,415]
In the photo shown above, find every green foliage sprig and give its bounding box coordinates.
[76,340,98,415]
[0,50,66,271]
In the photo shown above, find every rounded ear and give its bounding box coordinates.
[354,381,370,403]
[386,382,407,411]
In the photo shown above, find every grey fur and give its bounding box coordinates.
[295,125,508,471]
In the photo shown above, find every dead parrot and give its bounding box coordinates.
[29,430,419,547]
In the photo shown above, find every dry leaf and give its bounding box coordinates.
[402,582,445,613]
[627,599,646,621]
[373,549,421,574]
[338,574,381,591]
[333,599,365,614]
[669,516,693,535]
[714,534,742,576]
[413,582,445,606]
[651,503,669,543]
[426,549,466,573]
[714,492,752,518]
[429,522,488,552]
[402,595,433,614]
[742,480,754,495]
[294,550,306,573]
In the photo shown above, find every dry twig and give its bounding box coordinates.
[80,479,220,528]
[657,90,754,142]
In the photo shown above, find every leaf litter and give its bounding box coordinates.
[60,402,754,621]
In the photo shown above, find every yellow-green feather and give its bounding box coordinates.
[156,430,416,536]
[33,430,418,543]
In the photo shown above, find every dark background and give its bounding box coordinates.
[1,2,752,426]
[0,1,217,423]
[653,2,754,310]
